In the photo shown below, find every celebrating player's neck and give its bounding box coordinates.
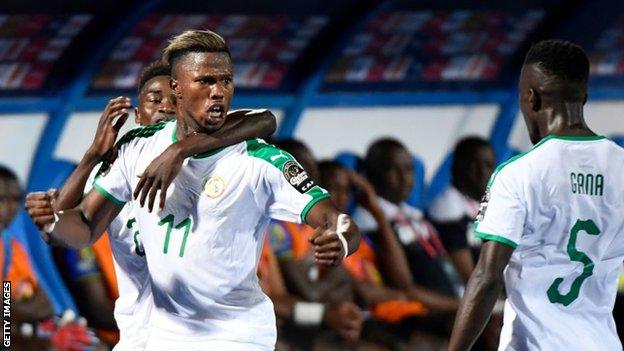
[537,102,594,140]
[175,113,223,140]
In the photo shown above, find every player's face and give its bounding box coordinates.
[0,178,21,229]
[173,52,234,133]
[324,168,350,212]
[136,75,176,126]
[381,147,414,204]
[519,64,542,145]
[471,145,495,194]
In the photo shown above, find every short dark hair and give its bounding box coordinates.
[318,160,345,188]
[364,138,406,188]
[137,61,171,95]
[162,30,230,72]
[451,136,492,185]
[0,165,18,182]
[524,39,589,84]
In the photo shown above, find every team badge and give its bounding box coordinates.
[203,175,226,198]
[282,160,315,193]
[476,189,490,222]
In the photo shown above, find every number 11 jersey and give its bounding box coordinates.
[93,120,329,350]
[474,135,624,351]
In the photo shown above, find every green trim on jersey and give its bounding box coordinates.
[300,189,331,223]
[171,123,226,159]
[116,119,171,147]
[487,134,607,188]
[245,138,296,169]
[548,134,606,141]
[245,138,331,222]
[474,230,518,249]
[93,182,126,207]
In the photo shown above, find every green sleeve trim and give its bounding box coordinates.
[93,182,126,207]
[549,134,605,141]
[474,230,518,249]
[245,139,295,170]
[300,190,331,223]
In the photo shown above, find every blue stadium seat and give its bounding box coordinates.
[611,135,624,148]
[335,151,362,172]
[497,146,521,164]
[405,156,426,210]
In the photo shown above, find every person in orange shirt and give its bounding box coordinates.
[0,165,98,351]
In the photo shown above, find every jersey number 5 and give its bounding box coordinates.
[158,215,192,257]
[547,219,600,306]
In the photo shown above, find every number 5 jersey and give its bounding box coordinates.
[474,135,624,351]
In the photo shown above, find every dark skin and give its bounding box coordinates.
[373,147,414,205]
[448,62,596,351]
[451,144,496,284]
[0,177,55,350]
[324,167,458,311]
[25,75,276,331]
[258,246,362,345]
[38,49,358,265]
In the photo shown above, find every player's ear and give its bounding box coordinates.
[528,88,541,111]
[134,107,140,124]
[170,79,181,100]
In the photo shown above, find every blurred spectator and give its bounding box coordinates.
[354,138,463,299]
[1,165,98,351]
[268,140,363,350]
[319,160,456,349]
[428,136,495,283]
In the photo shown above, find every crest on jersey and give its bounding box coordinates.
[476,189,490,222]
[282,160,315,193]
[203,175,226,198]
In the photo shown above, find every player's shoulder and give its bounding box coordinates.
[115,119,174,151]
[428,186,466,222]
[244,138,297,169]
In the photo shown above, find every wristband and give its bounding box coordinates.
[293,302,325,326]
[43,211,61,234]
[335,214,350,259]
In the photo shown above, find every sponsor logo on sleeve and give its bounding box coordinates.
[476,189,490,222]
[283,160,315,194]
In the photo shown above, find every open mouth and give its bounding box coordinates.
[208,104,224,119]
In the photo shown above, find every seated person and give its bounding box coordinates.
[428,137,495,283]
[257,236,362,350]
[267,140,362,350]
[1,165,96,351]
[353,138,463,298]
[319,160,457,346]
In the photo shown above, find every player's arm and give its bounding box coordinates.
[447,241,512,351]
[305,200,360,266]
[56,97,131,212]
[46,190,122,249]
[134,109,277,212]
[348,171,413,290]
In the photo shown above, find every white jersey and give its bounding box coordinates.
[85,169,152,351]
[93,120,329,350]
[474,134,624,351]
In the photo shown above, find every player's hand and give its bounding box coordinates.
[309,224,346,266]
[25,189,58,243]
[86,96,131,161]
[133,143,185,212]
[323,301,362,345]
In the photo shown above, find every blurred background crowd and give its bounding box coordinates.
[2,0,624,350]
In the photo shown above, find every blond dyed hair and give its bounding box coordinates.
[162,29,230,68]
